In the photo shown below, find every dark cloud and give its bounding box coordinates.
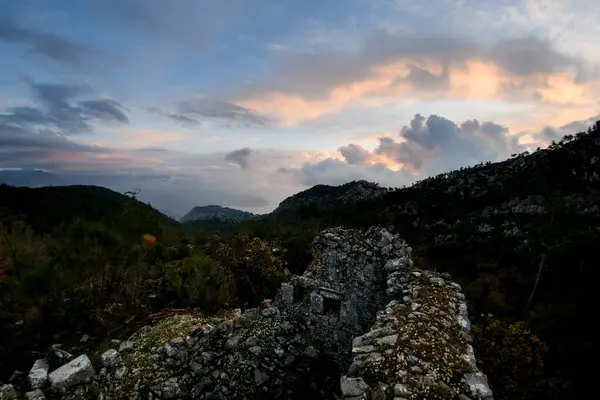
[0,121,110,170]
[0,82,129,135]
[489,37,576,77]
[0,17,106,68]
[402,64,449,90]
[374,114,521,173]
[225,147,253,169]
[80,100,129,123]
[179,99,270,126]
[540,114,600,142]
[338,143,371,165]
[147,107,200,127]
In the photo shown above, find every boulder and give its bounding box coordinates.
[340,377,371,397]
[0,384,16,400]
[48,354,95,391]
[24,389,46,400]
[27,358,49,389]
[100,349,123,368]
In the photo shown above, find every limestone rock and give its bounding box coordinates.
[48,354,95,391]
[0,384,16,400]
[100,349,123,368]
[340,376,371,397]
[27,358,49,389]
[24,389,46,400]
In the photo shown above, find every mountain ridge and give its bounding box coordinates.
[180,204,257,223]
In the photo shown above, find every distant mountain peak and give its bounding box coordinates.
[180,204,256,223]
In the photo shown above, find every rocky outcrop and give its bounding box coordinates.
[5,227,491,399]
[273,180,388,215]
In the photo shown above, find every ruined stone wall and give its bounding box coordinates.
[4,227,493,400]
[275,227,408,367]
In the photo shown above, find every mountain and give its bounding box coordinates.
[0,169,62,187]
[180,205,256,223]
[272,179,389,215]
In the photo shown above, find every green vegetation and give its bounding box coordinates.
[0,187,283,379]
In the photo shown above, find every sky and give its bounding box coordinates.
[1,0,599,216]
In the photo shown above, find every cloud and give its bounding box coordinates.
[539,114,600,142]
[147,107,200,127]
[338,143,372,165]
[0,82,130,135]
[488,36,579,77]
[0,16,107,68]
[179,99,270,126]
[225,147,253,169]
[79,100,129,123]
[234,32,599,125]
[281,113,531,188]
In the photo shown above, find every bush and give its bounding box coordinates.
[472,318,563,399]
[161,252,234,311]
[209,233,284,304]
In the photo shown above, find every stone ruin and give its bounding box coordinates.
[0,227,493,400]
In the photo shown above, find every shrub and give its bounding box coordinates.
[161,252,234,311]
[472,318,562,399]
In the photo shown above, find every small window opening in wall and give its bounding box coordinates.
[294,285,306,301]
[323,297,342,314]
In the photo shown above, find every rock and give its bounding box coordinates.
[463,372,493,399]
[118,340,134,353]
[0,384,16,400]
[374,334,398,346]
[8,371,22,383]
[261,306,279,317]
[225,334,242,350]
[394,383,410,396]
[28,358,49,389]
[159,378,181,399]
[48,344,73,367]
[101,349,123,368]
[340,377,371,397]
[254,368,269,386]
[115,366,127,380]
[304,345,319,358]
[24,389,46,400]
[80,334,91,343]
[48,354,95,391]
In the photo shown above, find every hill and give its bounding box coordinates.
[0,184,178,236]
[180,205,256,223]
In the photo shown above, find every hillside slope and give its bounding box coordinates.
[0,184,178,235]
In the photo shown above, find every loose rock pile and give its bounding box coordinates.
[0,227,493,399]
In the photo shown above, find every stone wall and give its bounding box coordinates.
[275,227,407,367]
[3,227,493,400]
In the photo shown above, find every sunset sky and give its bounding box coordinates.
[1,0,599,215]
